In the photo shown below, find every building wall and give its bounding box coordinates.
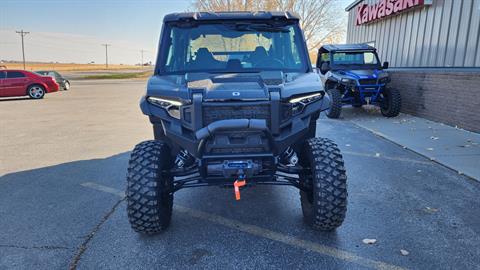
[347,0,480,68]
[389,70,480,132]
[346,0,480,132]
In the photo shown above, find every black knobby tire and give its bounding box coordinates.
[326,88,342,119]
[380,87,401,117]
[126,140,174,234]
[299,138,348,231]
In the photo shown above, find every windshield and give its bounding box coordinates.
[331,51,379,67]
[157,22,309,74]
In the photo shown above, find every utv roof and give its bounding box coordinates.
[163,11,300,22]
[319,43,376,53]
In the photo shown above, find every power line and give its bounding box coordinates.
[101,44,111,69]
[15,30,30,70]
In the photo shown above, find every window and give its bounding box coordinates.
[6,71,26,78]
[332,52,379,66]
[0,71,6,79]
[320,53,330,62]
[160,22,308,74]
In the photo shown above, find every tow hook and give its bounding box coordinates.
[234,174,246,200]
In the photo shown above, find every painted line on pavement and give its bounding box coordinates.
[81,182,125,197]
[81,182,407,270]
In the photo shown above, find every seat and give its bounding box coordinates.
[226,59,242,70]
[251,46,274,67]
[191,48,223,69]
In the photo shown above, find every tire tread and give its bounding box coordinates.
[126,140,173,234]
[381,87,401,117]
[300,137,347,231]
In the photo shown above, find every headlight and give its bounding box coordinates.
[147,96,182,107]
[379,76,390,84]
[378,73,390,84]
[289,93,322,104]
[147,96,183,119]
[288,92,322,116]
[341,78,355,84]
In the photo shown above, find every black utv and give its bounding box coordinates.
[126,12,348,234]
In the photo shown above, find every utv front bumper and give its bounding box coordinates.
[139,92,328,189]
[140,93,330,158]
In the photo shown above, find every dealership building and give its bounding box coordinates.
[345,0,480,132]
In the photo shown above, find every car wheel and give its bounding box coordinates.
[299,137,348,231]
[28,85,45,99]
[326,88,342,119]
[63,81,70,91]
[126,140,174,234]
[380,87,401,117]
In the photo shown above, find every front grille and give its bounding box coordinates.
[359,79,377,85]
[203,104,270,126]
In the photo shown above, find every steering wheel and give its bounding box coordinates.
[253,58,284,68]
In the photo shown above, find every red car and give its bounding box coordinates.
[0,70,59,99]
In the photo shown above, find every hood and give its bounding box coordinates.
[187,73,271,101]
[146,71,323,101]
[334,69,386,80]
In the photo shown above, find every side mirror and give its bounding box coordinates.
[382,61,389,69]
[320,62,330,75]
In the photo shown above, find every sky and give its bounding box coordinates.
[0,0,351,65]
[0,0,191,65]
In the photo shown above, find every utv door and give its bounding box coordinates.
[316,51,330,84]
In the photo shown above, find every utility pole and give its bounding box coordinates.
[102,44,111,69]
[15,30,30,70]
[140,49,145,69]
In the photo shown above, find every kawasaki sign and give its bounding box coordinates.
[355,0,432,25]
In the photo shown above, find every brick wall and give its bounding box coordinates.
[389,70,480,133]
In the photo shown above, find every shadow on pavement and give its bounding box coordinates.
[0,153,129,270]
[1,147,480,269]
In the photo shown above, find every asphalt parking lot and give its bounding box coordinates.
[1,80,479,270]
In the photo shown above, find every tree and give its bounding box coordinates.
[193,0,346,55]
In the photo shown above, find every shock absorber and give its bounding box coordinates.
[281,147,298,166]
[175,149,194,168]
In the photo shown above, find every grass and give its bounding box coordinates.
[80,71,153,80]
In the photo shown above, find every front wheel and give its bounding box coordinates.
[299,137,348,231]
[27,85,45,99]
[63,81,70,90]
[380,87,401,117]
[326,88,342,119]
[126,140,174,234]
